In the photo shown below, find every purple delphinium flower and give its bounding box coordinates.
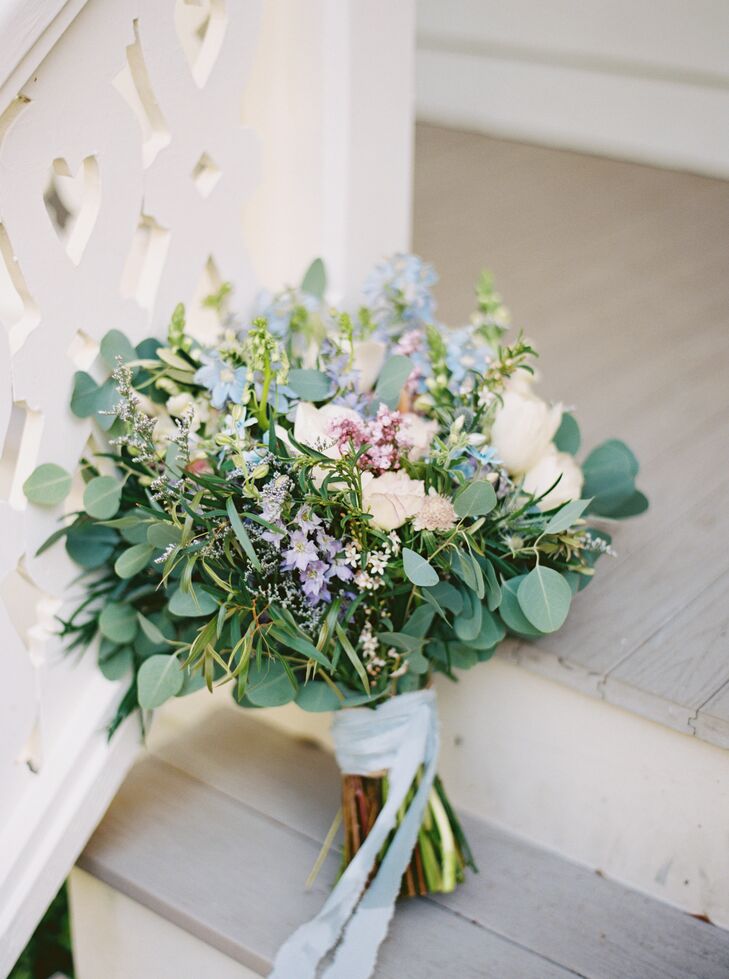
[295,506,322,534]
[281,530,319,572]
[316,530,341,561]
[262,524,286,546]
[194,352,247,409]
[326,560,353,583]
[301,560,331,603]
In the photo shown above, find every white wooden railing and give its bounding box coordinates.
[0,2,414,971]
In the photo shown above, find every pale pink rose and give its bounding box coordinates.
[523,446,584,510]
[361,470,426,531]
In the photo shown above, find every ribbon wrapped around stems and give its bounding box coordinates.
[269,689,440,979]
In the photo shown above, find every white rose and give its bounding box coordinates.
[166,392,209,431]
[490,390,562,474]
[361,470,426,531]
[523,446,584,510]
[400,412,439,461]
[352,339,387,392]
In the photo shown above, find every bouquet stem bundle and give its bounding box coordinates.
[340,771,476,897]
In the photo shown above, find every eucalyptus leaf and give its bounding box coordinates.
[246,658,297,707]
[98,644,133,681]
[100,329,137,370]
[499,577,545,638]
[83,475,122,519]
[23,464,72,506]
[479,557,502,611]
[301,257,326,299]
[402,547,439,587]
[374,355,412,409]
[446,642,479,670]
[377,631,424,653]
[114,543,154,579]
[66,521,119,568]
[452,549,484,599]
[137,612,168,646]
[454,480,497,518]
[99,602,138,643]
[402,604,435,638]
[544,499,590,535]
[296,681,342,712]
[425,580,463,615]
[554,412,581,455]
[454,589,482,642]
[70,371,100,418]
[169,584,218,618]
[582,440,640,516]
[517,566,572,633]
[137,654,184,709]
[176,669,207,697]
[405,648,430,674]
[287,368,332,402]
[461,606,505,650]
[147,522,182,548]
[604,489,649,519]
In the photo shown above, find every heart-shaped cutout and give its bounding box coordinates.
[43,156,100,265]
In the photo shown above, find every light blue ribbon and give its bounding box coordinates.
[269,689,439,979]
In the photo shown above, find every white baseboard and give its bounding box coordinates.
[416,42,729,178]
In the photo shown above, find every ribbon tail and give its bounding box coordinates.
[268,707,431,979]
[322,708,439,979]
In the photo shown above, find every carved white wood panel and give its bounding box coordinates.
[0,0,263,968]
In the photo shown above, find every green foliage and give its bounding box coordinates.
[517,566,572,633]
[23,464,72,506]
[301,257,327,299]
[83,475,123,519]
[287,368,332,401]
[9,882,74,979]
[374,355,412,408]
[403,547,439,587]
[554,412,581,454]
[582,439,645,517]
[453,480,497,518]
[137,654,184,708]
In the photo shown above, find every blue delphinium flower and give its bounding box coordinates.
[195,353,247,409]
[444,326,493,385]
[251,287,319,339]
[363,253,437,333]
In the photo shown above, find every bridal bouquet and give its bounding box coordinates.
[25,254,646,977]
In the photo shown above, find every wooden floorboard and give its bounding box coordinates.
[81,710,729,979]
[413,124,729,746]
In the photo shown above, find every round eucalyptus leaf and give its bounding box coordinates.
[517,566,572,633]
[147,522,181,548]
[121,521,150,545]
[287,368,332,402]
[296,681,342,712]
[454,590,482,642]
[402,547,439,587]
[100,328,137,370]
[169,584,218,618]
[98,645,133,681]
[23,464,72,506]
[66,521,119,569]
[554,412,581,455]
[301,256,327,298]
[114,543,154,579]
[137,654,184,709]
[454,480,497,518]
[465,606,506,650]
[246,658,297,707]
[176,669,207,698]
[374,355,412,409]
[499,577,545,638]
[83,475,122,519]
[99,601,138,644]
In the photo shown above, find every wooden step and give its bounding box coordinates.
[75,709,729,979]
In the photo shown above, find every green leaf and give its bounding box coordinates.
[425,581,463,615]
[374,355,412,409]
[169,584,218,618]
[137,612,169,646]
[137,654,184,709]
[23,464,72,506]
[226,498,261,571]
[452,549,484,599]
[176,669,207,697]
[460,607,505,650]
[402,547,439,587]
[114,543,154,579]
[98,644,133,681]
[296,681,342,712]
[268,625,332,670]
[287,368,332,401]
[517,566,572,633]
[554,412,581,455]
[83,475,122,519]
[99,602,139,644]
[454,589,482,642]
[582,440,639,516]
[605,489,649,519]
[147,521,181,548]
[100,329,137,370]
[499,577,545,638]
[454,480,497,518]
[121,521,150,545]
[544,499,590,535]
[246,658,297,707]
[301,257,326,299]
[402,604,435,638]
[405,648,430,674]
[66,521,119,568]
[446,642,479,670]
[70,371,101,417]
[479,557,502,611]
[378,631,425,653]
[335,623,370,694]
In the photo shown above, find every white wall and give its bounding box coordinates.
[416,0,729,178]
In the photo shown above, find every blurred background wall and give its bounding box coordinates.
[416,0,729,178]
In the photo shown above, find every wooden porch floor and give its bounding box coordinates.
[413,124,729,746]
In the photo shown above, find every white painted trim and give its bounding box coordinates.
[0,707,140,977]
[415,38,729,178]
